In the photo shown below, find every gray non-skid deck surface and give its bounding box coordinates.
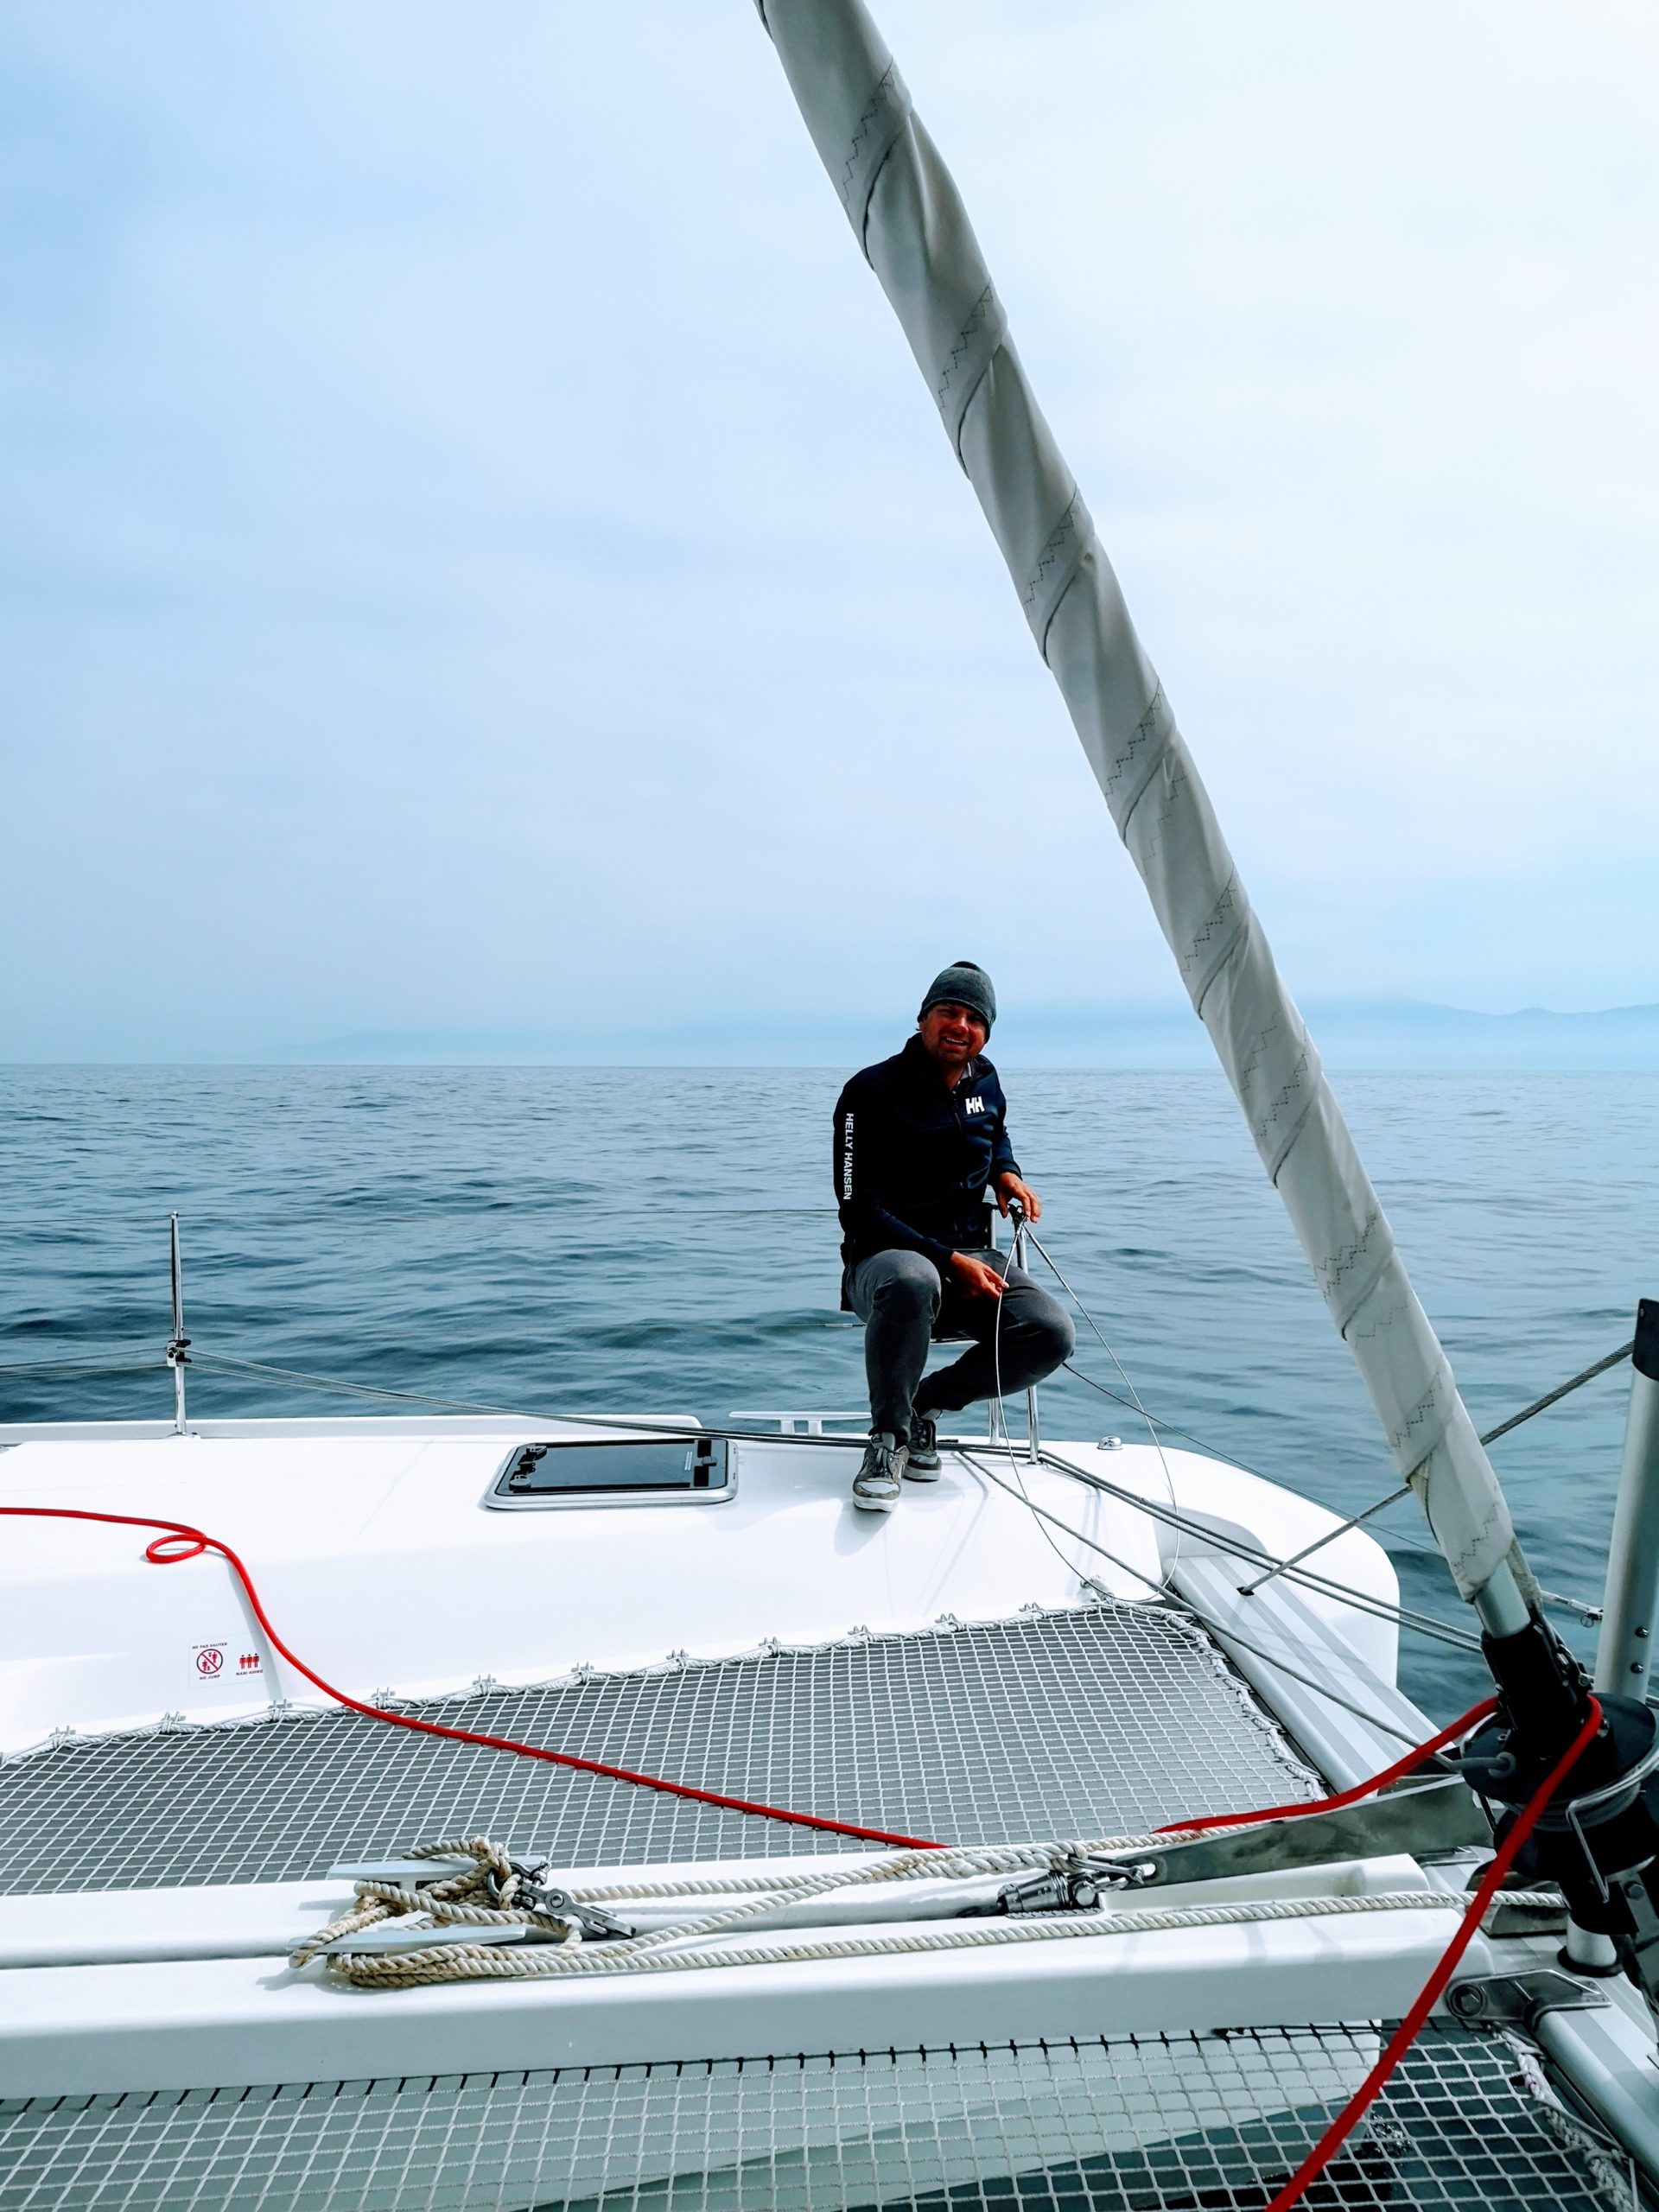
[0,1605,1315,1894]
[0,2024,1633,2212]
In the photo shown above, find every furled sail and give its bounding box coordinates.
[757,0,1534,1614]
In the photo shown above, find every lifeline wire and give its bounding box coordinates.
[51,1327,1486,1660]
[1011,1228,1499,1651]
[1039,1444,1486,1658]
[201,1338,1480,1653]
[44,1283,1598,1653]
[1061,1348,1612,1617]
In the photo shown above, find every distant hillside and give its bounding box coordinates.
[289,1001,1659,1071]
[1001,999,1659,1072]
[1291,1000,1659,1073]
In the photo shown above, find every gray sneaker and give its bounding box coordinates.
[852,1432,906,1512]
[905,1411,942,1478]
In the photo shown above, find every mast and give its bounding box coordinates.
[753,0,1532,1634]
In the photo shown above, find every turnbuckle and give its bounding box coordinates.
[957,1854,1155,1918]
[489,1858,636,1942]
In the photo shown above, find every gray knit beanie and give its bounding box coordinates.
[918,961,996,1034]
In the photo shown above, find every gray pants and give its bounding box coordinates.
[846,1247,1076,1440]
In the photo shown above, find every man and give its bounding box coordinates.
[833,962,1075,1511]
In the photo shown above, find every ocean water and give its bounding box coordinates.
[3,1064,1655,1718]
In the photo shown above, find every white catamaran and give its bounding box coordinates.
[4,4,1657,2208]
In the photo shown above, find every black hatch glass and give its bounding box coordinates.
[490,1435,729,1503]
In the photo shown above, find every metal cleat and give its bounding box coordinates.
[324,1921,543,1956]
[327,1857,475,1883]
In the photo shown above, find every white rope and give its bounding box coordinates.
[296,1834,1554,1991]
[571,1836,1141,1902]
[313,1886,1466,1989]
[296,1836,1045,1973]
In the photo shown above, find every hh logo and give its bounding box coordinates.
[963,1096,985,1116]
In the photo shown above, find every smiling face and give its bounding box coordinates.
[918,1001,988,1081]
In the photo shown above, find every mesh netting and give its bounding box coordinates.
[0,1605,1314,1893]
[0,2022,1633,2212]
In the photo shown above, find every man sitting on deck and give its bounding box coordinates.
[833,963,1075,1512]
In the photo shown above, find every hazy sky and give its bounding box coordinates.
[3,1,1656,1061]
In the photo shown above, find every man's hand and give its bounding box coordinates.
[948,1251,1005,1300]
[995,1173,1042,1223]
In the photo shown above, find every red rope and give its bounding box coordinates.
[1261,1695,1603,2212]
[0,1505,942,1851]
[1154,1693,1499,1836]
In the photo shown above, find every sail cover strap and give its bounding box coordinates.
[757,0,1532,1609]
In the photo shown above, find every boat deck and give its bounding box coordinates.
[0,1603,1316,1895]
[6,1426,1624,2210]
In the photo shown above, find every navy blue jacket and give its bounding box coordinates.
[833,1036,1020,1293]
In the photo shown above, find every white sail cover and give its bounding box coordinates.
[758,0,1532,1608]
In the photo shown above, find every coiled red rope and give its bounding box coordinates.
[0,1505,942,1849]
[3,1503,1607,2212]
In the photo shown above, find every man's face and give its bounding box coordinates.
[918,1001,988,1072]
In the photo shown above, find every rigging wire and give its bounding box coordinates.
[1060,1326,1635,1467]
[1019,1217,1184,1578]
[1039,1444,1484,1656]
[1039,1280,1484,1640]
[1059,1358,1607,1624]
[957,1447,1423,1747]
[1478,1339,1635,1446]
[972,1218,1424,1745]
[977,1203,1139,1592]
[984,1223,1484,1656]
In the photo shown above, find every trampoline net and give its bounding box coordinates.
[0,2021,1637,2212]
[0,1605,1316,1893]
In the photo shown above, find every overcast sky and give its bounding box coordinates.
[3,0,1656,1062]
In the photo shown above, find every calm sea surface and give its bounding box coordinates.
[3,1065,1655,1717]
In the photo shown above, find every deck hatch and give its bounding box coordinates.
[484,1434,732,1510]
